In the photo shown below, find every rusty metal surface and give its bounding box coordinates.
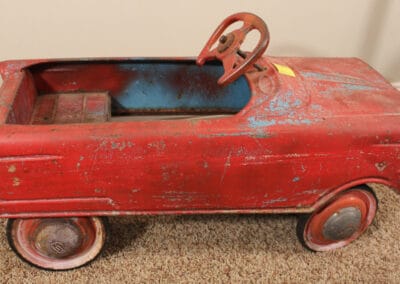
[0,11,400,220]
[322,207,362,240]
[197,12,270,85]
[33,219,84,258]
[31,93,110,124]
[0,55,399,219]
[8,217,106,270]
[301,189,377,251]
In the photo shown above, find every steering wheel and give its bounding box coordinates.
[196,12,270,86]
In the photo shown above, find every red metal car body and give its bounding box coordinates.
[0,13,398,270]
[0,56,398,216]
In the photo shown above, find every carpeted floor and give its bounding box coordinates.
[1,184,399,283]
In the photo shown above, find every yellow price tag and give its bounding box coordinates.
[273,63,295,77]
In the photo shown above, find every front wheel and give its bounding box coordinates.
[7,216,107,270]
[297,187,377,251]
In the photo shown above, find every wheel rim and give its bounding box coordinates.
[304,189,377,251]
[9,217,106,270]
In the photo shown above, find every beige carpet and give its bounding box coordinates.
[1,184,399,283]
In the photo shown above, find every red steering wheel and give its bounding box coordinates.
[196,12,270,86]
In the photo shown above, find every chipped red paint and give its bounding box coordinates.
[6,12,399,271]
[8,216,106,270]
[1,10,400,220]
[0,54,400,219]
[197,12,269,85]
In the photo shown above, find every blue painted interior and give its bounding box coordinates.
[114,62,251,114]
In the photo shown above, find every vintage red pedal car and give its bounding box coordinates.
[0,13,399,270]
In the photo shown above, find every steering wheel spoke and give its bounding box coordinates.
[219,53,241,84]
[197,48,218,66]
[222,53,238,73]
[197,13,270,85]
[239,21,254,34]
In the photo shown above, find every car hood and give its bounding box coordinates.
[252,57,400,121]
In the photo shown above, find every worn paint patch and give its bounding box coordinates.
[0,155,62,162]
[111,141,126,151]
[248,116,276,128]
[299,189,320,195]
[277,118,313,126]
[268,91,290,114]
[301,71,370,86]
[147,141,166,152]
[161,164,177,182]
[267,90,302,116]
[199,132,253,138]
[111,141,134,151]
[94,188,106,194]
[292,176,300,182]
[310,104,322,110]
[220,151,232,183]
[12,177,20,187]
[375,161,387,172]
[263,197,288,206]
[341,83,375,91]
[7,164,16,173]
[76,156,84,169]
[320,83,377,96]
[154,190,206,202]
[198,131,272,139]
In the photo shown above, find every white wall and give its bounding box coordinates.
[0,0,399,83]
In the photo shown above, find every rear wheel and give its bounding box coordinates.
[7,217,107,270]
[297,187,377,251]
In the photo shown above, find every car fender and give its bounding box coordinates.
[310,177,394,212]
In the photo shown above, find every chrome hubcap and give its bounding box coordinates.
[34,220,83,258]
[322,207,362,241]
